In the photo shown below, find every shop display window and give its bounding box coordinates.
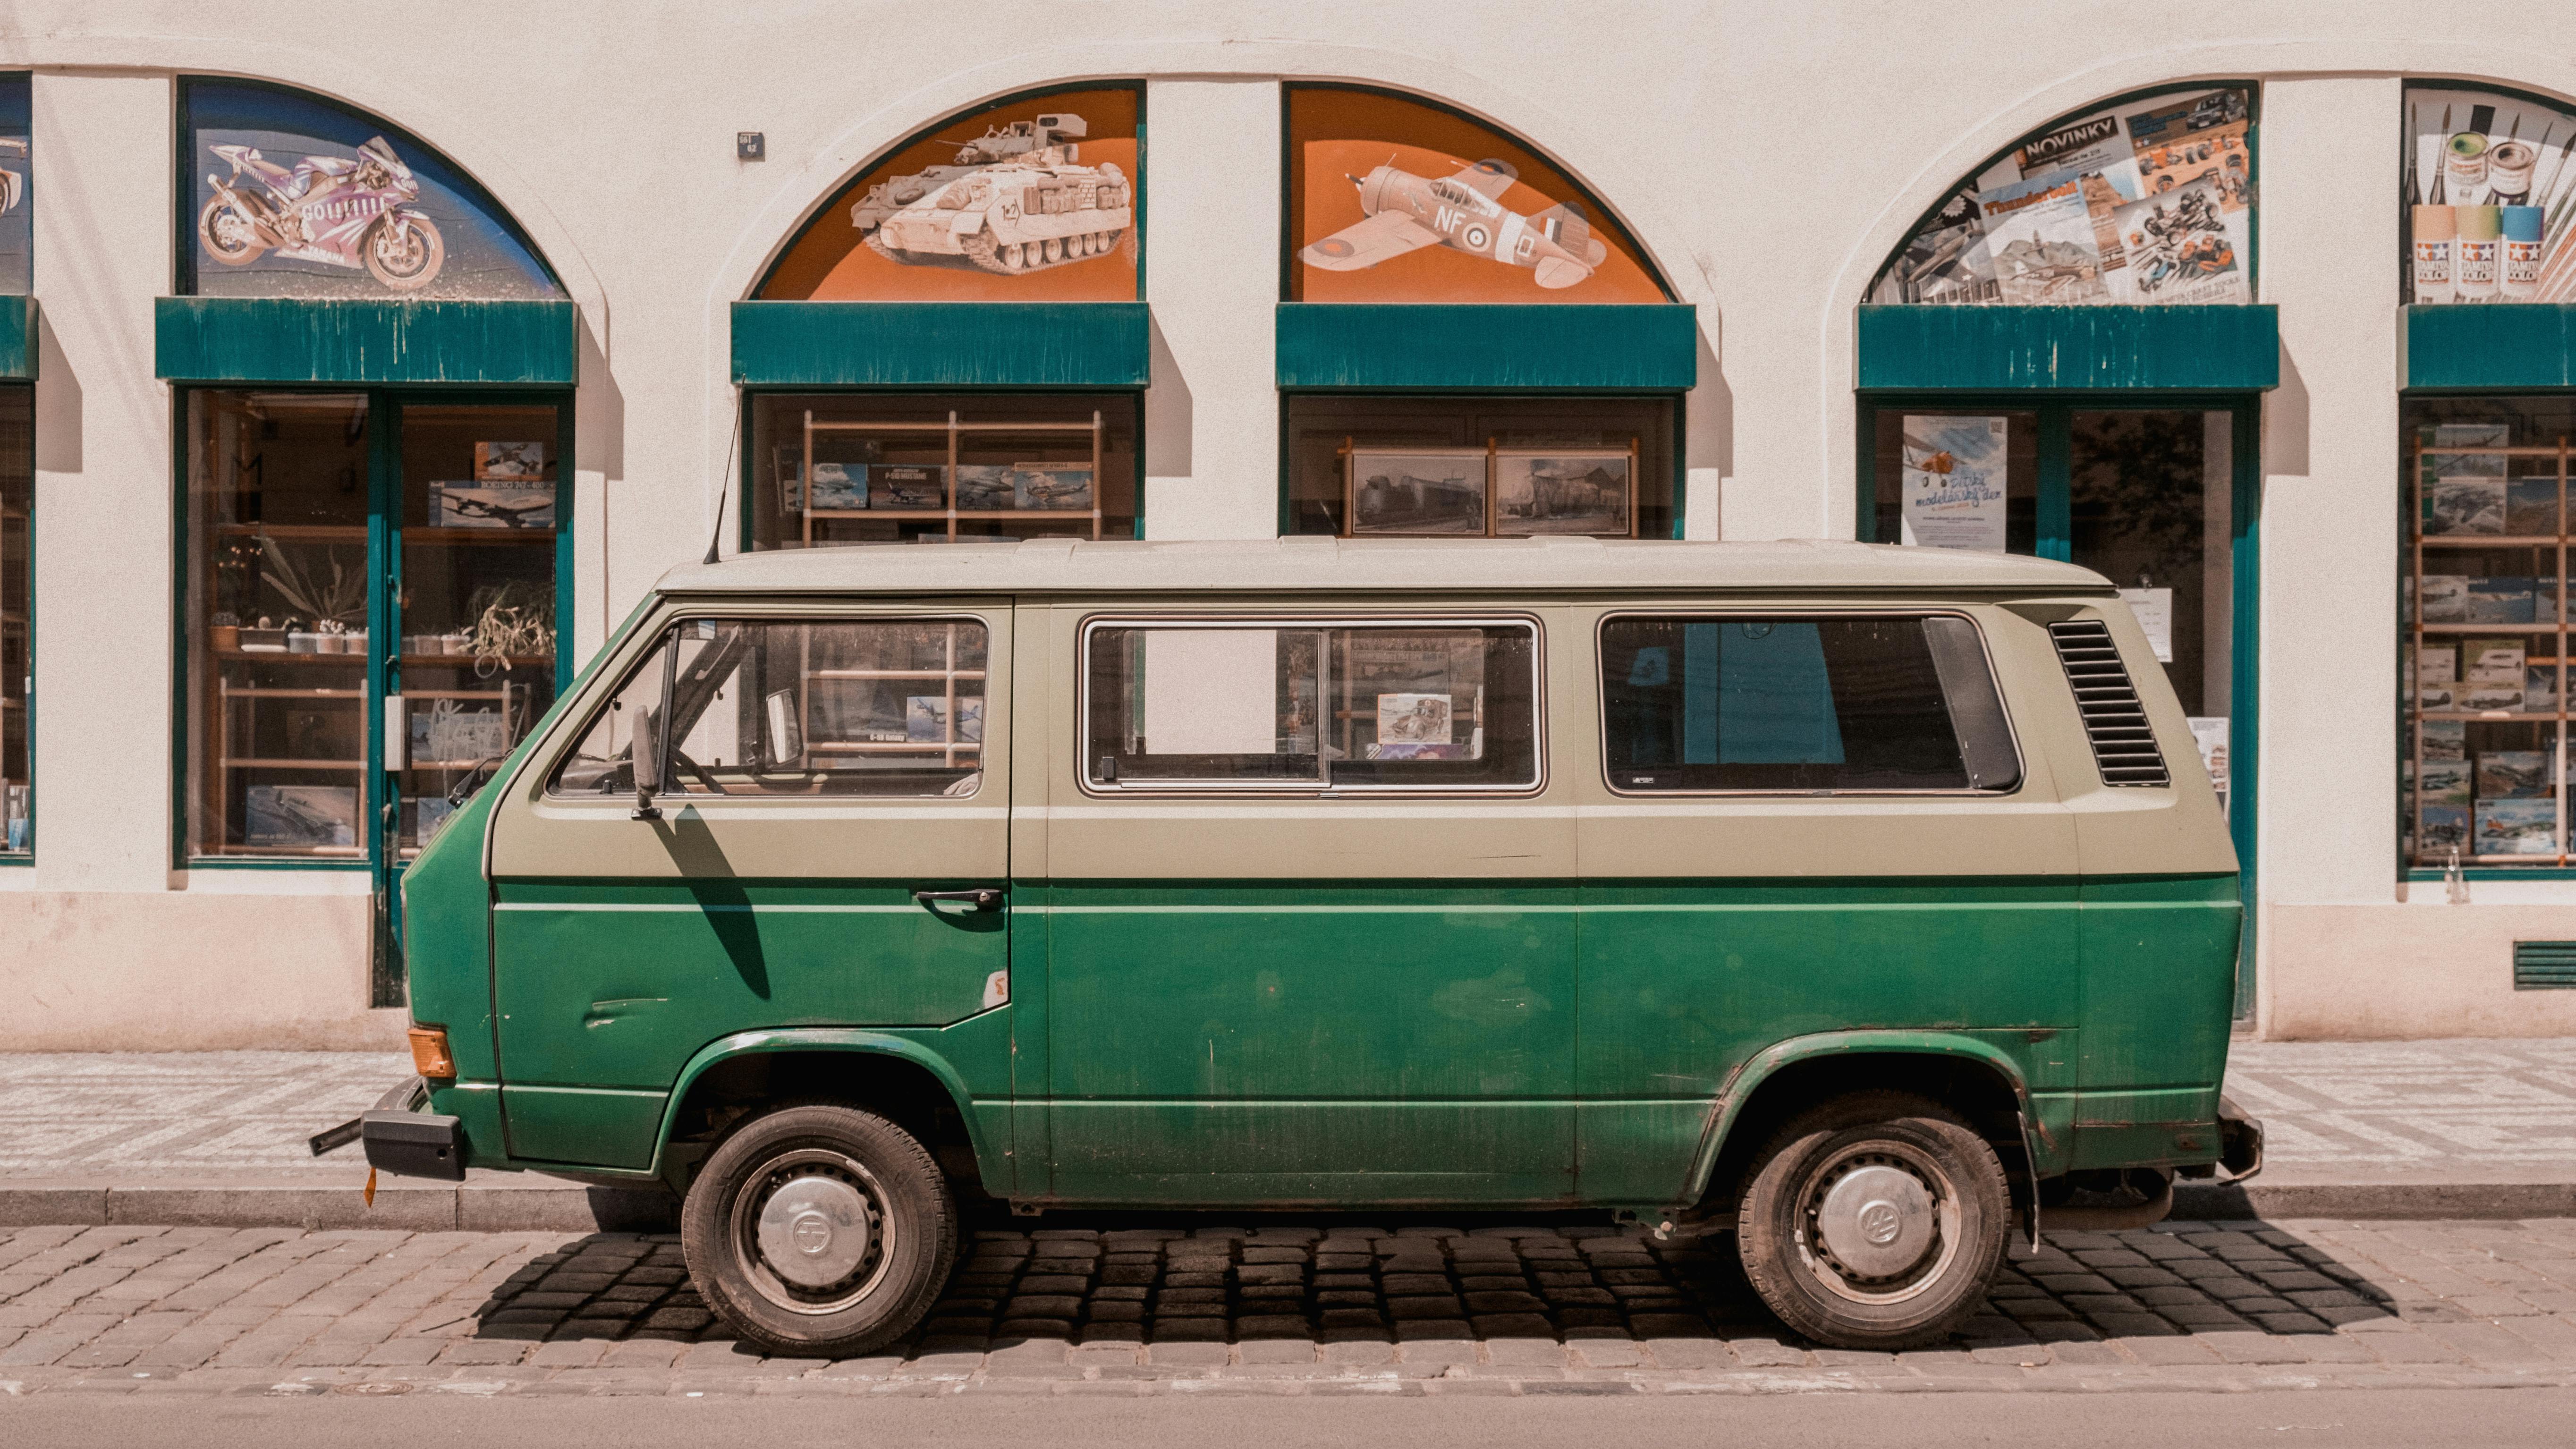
[1286,85,1666,304]
[1283,395,1673,539]
[758,86,1138,303]
[2401,398,2576,869]
[182,391,563,861]
[1871,85,2256,306]
[2404,85,2576,306]
[743,392,1138,549]
[0,387,26,855]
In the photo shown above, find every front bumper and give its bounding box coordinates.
[359,1076,466,1181]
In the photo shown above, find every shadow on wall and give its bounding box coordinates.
[1685,323,1728,535]
[1144,311,1193,482]
[2267,340,2308,478]
[34,304,77,473]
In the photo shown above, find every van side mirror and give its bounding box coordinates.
[631,705,664,821]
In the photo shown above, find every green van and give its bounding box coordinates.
[358,537,2260,1354]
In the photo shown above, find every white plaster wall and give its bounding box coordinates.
[0,4,2571,1043]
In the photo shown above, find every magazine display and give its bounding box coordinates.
[1872,86,2252,306]
[2405,86,2576,305]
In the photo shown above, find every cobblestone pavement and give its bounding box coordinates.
[4,1038,2572,1184]
[2,1217,2574,1398]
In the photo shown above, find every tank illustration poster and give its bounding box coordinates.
[1899,416,2008,552]
[760,88,1139,302]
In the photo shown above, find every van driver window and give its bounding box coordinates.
[1083,619,1539,790]
[1599,615,2019,793]
[549,618,987,799]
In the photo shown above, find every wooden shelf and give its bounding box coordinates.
[212,523,366,540]
[216,649,367,664]
[807,509,1098,521]
[2415,535,2569,548]
[2415,711,2565,721]
[2413,622,2565,633]
[217,686,363,701]
[807,740,983,754]
[205,845,365,859]
[216,757,364,771]
[808,668,988,681]
[399,653,553,668]
[405,528,556,545]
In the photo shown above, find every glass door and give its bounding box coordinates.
[374,398,568,997]
[1862,396,2259,1014]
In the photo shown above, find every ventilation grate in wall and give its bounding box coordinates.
[2514,941,2576,990]
[2047,619,2170,787]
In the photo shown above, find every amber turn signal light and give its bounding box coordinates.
[408,1025,457,1080]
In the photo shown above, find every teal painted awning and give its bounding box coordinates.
[732,301,1151,388]
[2404,305,2576,391]
[1857,305,2279,391]
[155,298,577,384]
[0,296,32,381]
[1277,304,1698,390]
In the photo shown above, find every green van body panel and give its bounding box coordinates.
[489,878,1003,1169]
[1036,878,1579,1204]
[390,545,2242,1216]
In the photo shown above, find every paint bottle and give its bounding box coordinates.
[2502,205,2546,300]
[2456,205,2502,301]
[2412,205,2457,304]
[2446,132,2491,198]
[2490,142,2539,204]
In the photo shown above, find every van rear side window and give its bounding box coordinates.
[1598,615,2019,794]
[1083,619,1540,791]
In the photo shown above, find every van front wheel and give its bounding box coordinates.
[681,1104,956,1358]
[1736,1091,2008,1350]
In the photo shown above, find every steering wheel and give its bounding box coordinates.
[669,747,732,795]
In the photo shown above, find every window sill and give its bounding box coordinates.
[2407,866,2576,882]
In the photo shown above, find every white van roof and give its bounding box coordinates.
[655,537,2115,597]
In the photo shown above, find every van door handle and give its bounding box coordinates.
[913,888,1004,912]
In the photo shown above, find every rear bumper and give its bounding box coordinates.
[360,1076,467,1181]
[2216,1091,2264,1182]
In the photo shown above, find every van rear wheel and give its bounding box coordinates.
[681,1103,956,1358]
[1735,1091,2008,1350]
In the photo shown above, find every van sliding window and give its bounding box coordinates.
[1082,619,1540,791]
[1598,615,2020,794]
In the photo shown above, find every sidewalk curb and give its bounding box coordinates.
[2171,1180,2576,1220]
[0,1180,676,1233]
[1,1179,2568,1230]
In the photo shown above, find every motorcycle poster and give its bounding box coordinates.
[183,80,557,301]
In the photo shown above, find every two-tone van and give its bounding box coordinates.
[356,537,2261,1354]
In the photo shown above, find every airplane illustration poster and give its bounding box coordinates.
[1289,87,1667,304]
[760,87,1139,303]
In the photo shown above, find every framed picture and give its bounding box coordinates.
[1013,463,1094,510]
[1494,449,1634,536]
[243,785,357,849]
[474,441,546,482]
[432,481,554,529]
[870,465,945,510]
[1347,449,1489,536]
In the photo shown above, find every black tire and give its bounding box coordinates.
[680,1103,957,1358]
[1735,1090,2009,1350]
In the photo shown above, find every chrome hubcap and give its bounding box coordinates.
[1796,1142,1960,1305]
[754,1173,873,1288]
[1814,1163,1934,1278]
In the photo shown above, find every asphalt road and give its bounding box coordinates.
[8,1386,2576,1447]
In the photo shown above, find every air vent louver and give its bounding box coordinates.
[2047,619,2169,787]
[2515,941,2576,990]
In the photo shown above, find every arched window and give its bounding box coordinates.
[758,86,1140,302]
[1286,85,1666,304]
[1871,85,2254,307]
[183,79,559,299]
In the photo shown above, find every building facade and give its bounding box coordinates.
[3,4,2575,1047]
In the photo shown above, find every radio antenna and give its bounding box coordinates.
[703,401,742,566]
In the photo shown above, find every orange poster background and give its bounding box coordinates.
[760,88,1139,302]
[1289,88,1667,305]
